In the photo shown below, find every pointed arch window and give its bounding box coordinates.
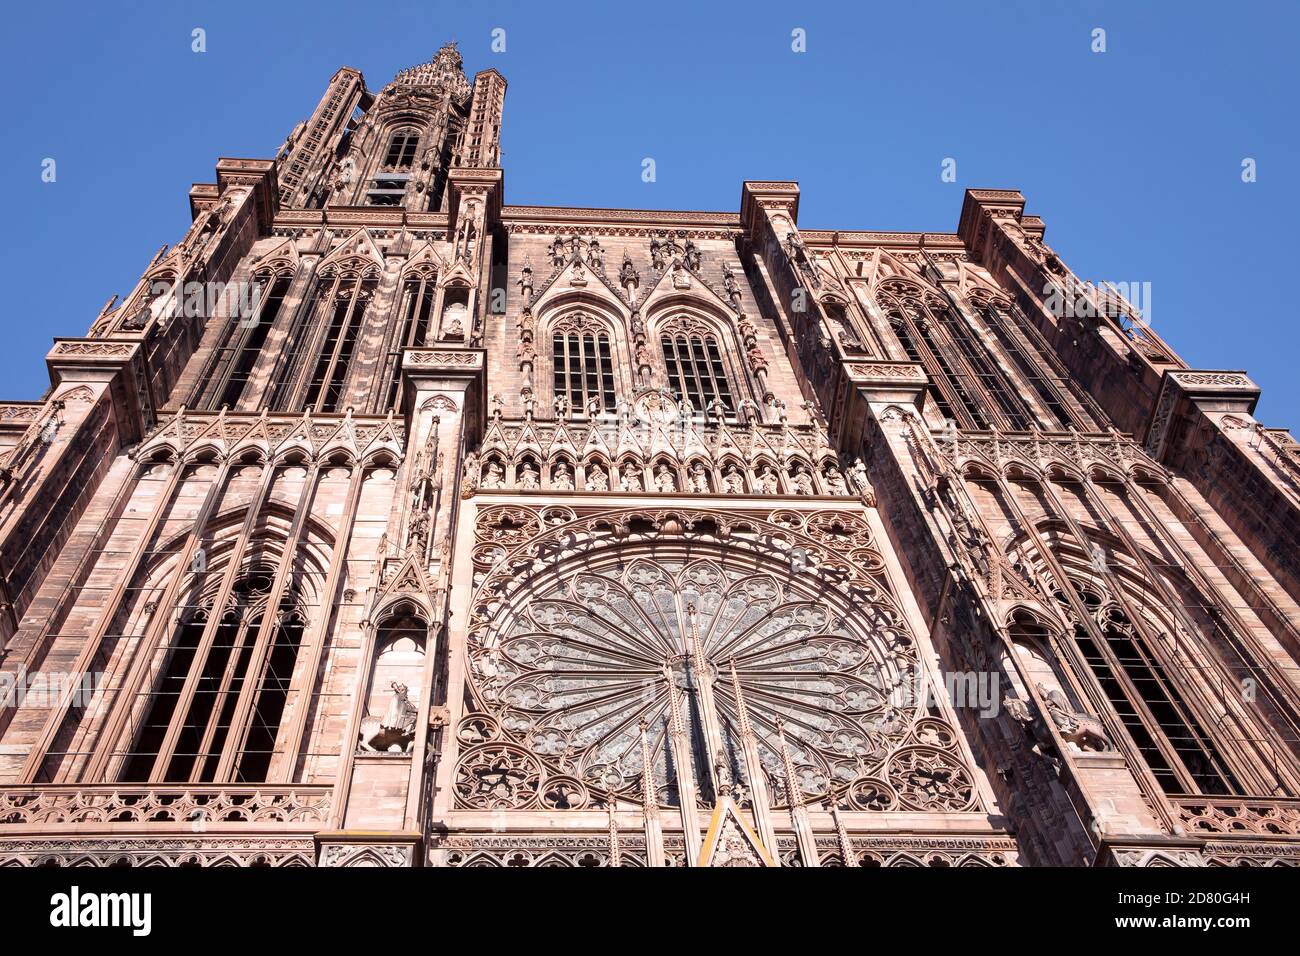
[551,314,616,414]
[121,570,306,784]
[661,331,734,415]
[203,269,294,411]
[381,270,438,411]
[1058,587,1241,796]
[296,272,376,412]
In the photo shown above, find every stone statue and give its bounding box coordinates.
[586,395,602,418]
[722,265,742,307]
[359,681,418,753]
[850,457,875,505]
[1039,685,1110,752]
[757,465,780,494]
[722,464,745,494]
[824,464,849,495]
[683,239,701,271]
[586,463,609,491]
[620,462,643,492]
[552,462,575,490]
[653,463,676,493]
[553,393,570,418]
[519,462,540,490]
[688,461,710,493]
[791,464,814,495]
[481,460,504,489]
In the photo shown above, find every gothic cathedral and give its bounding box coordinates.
[1,43,1298,868]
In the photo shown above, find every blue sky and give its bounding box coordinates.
[3,1,1296,423]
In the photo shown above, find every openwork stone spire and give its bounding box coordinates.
[390,41,471,101]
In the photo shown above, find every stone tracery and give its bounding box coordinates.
[456,506,979,816]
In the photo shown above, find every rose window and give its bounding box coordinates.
[458,533,977,814]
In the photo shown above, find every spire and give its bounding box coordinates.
[729,659,778,855]
[639,721,665,867]
[776,718,821,867]
[390,41,471,102]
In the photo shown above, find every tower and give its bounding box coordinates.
[1,44,1298,868]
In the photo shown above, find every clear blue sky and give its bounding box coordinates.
[3,1,1296,424]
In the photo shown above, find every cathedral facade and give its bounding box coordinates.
[1,43,1298,868]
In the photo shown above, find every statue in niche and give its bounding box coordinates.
[824,464,849,495]
[721,464,745,494]
[519,462,540,490]
[586,462,609,491]
[552,462,575,490]
[359,681,419,753]
[620,462,643,492]
[790,464,815,495]
[757,465,780,494]
[687,461,710,493]
[653,463,676,493]
[480,460,504,489]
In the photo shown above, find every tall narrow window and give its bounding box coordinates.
[661,333,734,415]
[381,272,437,411]
[206,271,293,411]
[121,571,305,784]
[301,276,374,413]
[934,304,1035,430]
[553,331,615,414]
[1062,588,1241,796]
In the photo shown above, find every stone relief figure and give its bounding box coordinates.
[653,463,676,492]
[553,394,570,418]
[552,462,575,490]
[620,462,643,492]
[649,237,664,270]
[790,464,815,495]
[824,464,849,496]
[586,395,602,418]
[519,462,540,490]
[722,464,745,494]
[480,460,504,489]
[588,238,604,269]
[687,461,710,493]
[757,464,780,494]
[517,262,534,301]
[586,463,609,491]
[550,236,567,267]
[359,682,419,753]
